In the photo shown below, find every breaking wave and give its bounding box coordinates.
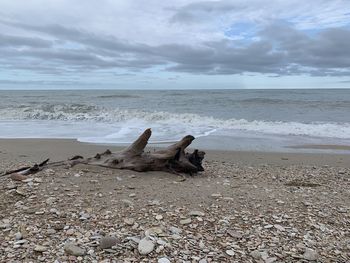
[1,103,350,139]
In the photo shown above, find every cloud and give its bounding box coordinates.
[0,0,350,79]
[170,0,350,29]
[0,33,52,48]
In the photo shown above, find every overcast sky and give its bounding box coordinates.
[0,0,350,89]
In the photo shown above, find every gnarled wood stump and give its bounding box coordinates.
[2,129,206,178]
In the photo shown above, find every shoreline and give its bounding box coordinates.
[1,138,349,168]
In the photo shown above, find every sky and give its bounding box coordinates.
[0,0,350,89]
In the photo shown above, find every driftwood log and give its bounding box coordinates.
[2,129,205,179]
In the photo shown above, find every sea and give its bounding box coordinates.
[1,89,350,153]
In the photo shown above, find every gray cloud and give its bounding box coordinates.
[0,17,350,76]
[0,33,52,48]
[170,1,244,24]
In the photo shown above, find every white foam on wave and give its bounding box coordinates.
[1,105,350,140]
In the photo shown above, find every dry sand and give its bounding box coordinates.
[0,139,349,262]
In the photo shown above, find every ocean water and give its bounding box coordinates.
[0,89,350,153]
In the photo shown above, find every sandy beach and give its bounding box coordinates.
[0,139,349,262]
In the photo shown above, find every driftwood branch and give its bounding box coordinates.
[2,129,205,179]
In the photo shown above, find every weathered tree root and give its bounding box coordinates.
[1,129,206,178]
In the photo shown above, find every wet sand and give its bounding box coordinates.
[1,138,349,167]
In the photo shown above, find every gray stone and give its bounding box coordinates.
[169,226,182,234]
[158,257,171,263]
[0,223,11,229]
[188,210,205,217]
[180,218,192,225]
[121,199,134,207]
[274,224,285,231]
[64,243,86,256]
[34,245,48,252]
[138,237,155,255]
[79,213,90,220]
[303,248,318,261]
[14,232,23,240]
[45,197,56,205]
[227,230,243,239]
[124,218,135,225]
[250,250,262,259]
[100,236,118,249]
[14,240,27,245]
[47,229,57,235]
[265,257,277,263]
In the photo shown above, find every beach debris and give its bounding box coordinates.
[2,129,205,177]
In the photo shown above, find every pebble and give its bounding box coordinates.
[14,232,23,240]
[14,240,27,245]
[66,229,75,235]
[145,227,163,236]
[226,249,235,256]
[264,224,273,229]
[169,226,182,234]
[34,245,48,252]
[265,257,277,263]
[250,250,262,259]
[155,214,163,220]
[100,236,118,249]
[138,237,155,255]
[124,218,135,225]
[188,210,205,217]
[158,257,171,263]
[64,243,86,256]
[121,199,134,207]
[33,177,43,183]
[227,230,243,239]
[45,197,56,205]
[47,229,57,235]
[79,213,90,220]
[180,218,192,225]
[303,248,318,261]
[10,173,27,181]
[274,224,285,231]
[0,223,11,229]
[6,183,17,190]
[45,169,55,175]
